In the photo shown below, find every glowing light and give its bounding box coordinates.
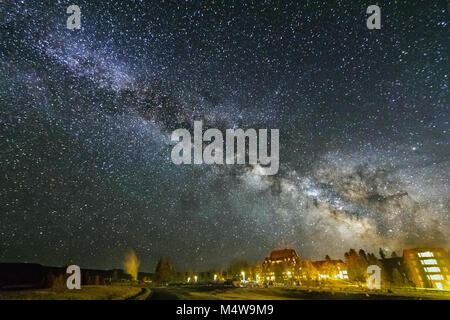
[427,274,444,281]
[194,275,198,282]
[418,252,434,258]
[435,283,443,290]
[187,277,191,283]
[336,270,349,280]
[424,267,441,273]
[241,271,245,281]
[214,274,217,281]
[421,259,438,265]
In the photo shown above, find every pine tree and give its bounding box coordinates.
[154,257,175,284]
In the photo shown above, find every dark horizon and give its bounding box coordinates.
[2,244,449,274]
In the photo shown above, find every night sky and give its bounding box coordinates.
[0,1,448,272]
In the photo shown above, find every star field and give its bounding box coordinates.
[0,0,448,271]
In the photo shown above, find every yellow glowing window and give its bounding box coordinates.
[421,259,438,265]
[418,252,434,258]
[428,274,444,281]
[435,283,443,290]
[425,267,441,273]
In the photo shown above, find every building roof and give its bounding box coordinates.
[311,260,344,268]
[269,249,299,260]
[403,247,447,254]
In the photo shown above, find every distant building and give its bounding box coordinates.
[311,259,349,280]
[403,248,450,290]
[261,249,352,283]
[262,249,301,281]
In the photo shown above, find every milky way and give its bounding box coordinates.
[0,1,448,271]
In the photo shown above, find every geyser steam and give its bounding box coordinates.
[123,249,140,280]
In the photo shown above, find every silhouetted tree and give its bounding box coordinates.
[392,268,404,286]
[379,248,386,260]
[229,259,250,280]
[345,249,367,282]
[359,249,368,263]
[154,257,175,284]
[300,260,318,282]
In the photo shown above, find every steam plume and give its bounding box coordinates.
[124,249,140,280]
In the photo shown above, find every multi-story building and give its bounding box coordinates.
[403,248,450,290]
[311,260,349,281]
[261,249,351,283]
[262,248,301,281]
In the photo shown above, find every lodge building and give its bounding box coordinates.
[260,247,449,290]
[262,249,301,281]
[403,248,450,290]
[261,248,349,282]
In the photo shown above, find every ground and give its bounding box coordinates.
[1,284,449,300]
[0,285,145,300]
[147,285,450,300]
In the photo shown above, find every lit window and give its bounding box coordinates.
[428,274,444,281]
[435,283,443,290]
[418,252,434,258]
[421,259,438,265]
[424,267,441,273]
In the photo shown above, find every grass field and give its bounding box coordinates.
[149,285,450,300]
[0,285,143,300]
